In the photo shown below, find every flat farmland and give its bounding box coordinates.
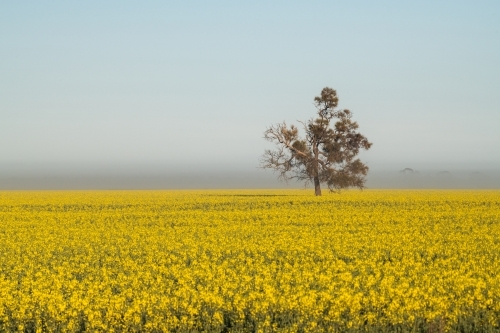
[1,190,499,332]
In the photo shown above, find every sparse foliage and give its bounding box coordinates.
[261,87,372,195]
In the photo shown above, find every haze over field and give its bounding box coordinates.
[1,1,499,189]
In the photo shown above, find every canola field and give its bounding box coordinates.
[1,190,500,332]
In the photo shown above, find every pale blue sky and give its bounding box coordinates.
[1,1,499,179]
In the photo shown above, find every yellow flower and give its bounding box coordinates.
[0,190,499,331]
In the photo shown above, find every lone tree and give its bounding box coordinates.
[261,87,372,196]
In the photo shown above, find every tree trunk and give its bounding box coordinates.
[314,176,322,196]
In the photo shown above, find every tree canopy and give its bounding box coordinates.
[261,87,372,195]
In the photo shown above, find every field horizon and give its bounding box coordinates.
[2,168,500,190]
